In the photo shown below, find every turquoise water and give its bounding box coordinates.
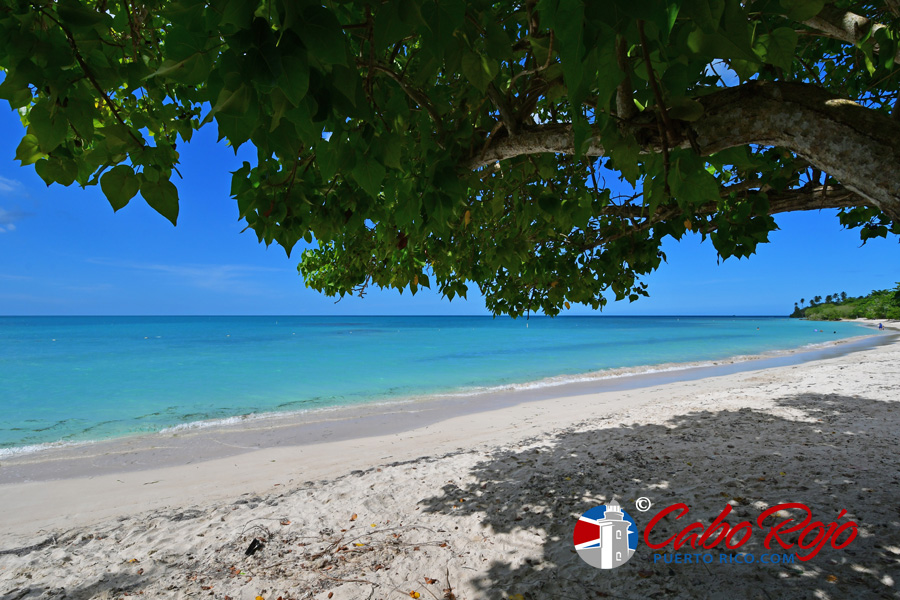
[0,316,869,452]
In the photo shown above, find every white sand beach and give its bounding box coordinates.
[1,324,898,600]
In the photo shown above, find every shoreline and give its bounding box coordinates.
[1,327,898,598]
[0,329,891,484]
[0,324,885,468]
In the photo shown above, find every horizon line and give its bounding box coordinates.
[0,313,793,318]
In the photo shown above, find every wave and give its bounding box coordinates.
[0,438,96,458]
[426,333,876,398]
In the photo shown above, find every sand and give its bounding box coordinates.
[1,321,898,600]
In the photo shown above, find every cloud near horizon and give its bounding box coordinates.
[86,259,285,292]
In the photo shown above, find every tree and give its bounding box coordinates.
[1,0,899,317]
[800,298,805,305]
[840,291,848,302]
[825,294,833,303]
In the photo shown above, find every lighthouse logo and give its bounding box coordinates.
[573,500,638,569]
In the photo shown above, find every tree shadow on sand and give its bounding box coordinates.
[3,570,151,600]
[420,393,900,599]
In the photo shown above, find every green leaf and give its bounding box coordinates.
[28,104,68,152]
[485,21,513,60]
[279,53,310,104]
[316,139,339,181]
[374,1,409,52]
[35,157,77,186]
[874,28,898,70]
[297,5,347,65]
[151,54,213,86]
[15,134,46,166]
[681,0,725,33]
[64,98,95,143]
[687,0,758,63]
[667,97,705,121]
[216,110,258,148]
[422,0,465,51]
[754,27,798,71]
[529,36,551,67]
[332,65,361,107]
[56,0,107,28]
[215,0,255,28]
[687,29,759,63]
[352,156,386,198]
[592,38,621,111]
[379,135,403,169]
[397,0,425,26]
[0,75,33,109]
[572,118,592,159]
[779,0,824,22]
[100,165,140,212]
[666,3,680,34]
[207,84,253,119]
[554,0,586,103]
[461,53,499,92]
[101,124,144,155]
[610,0,667,22]
[141,178,180,225]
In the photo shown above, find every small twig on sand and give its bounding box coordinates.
[321,572,379,586]
[443,566,457,600]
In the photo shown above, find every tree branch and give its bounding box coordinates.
[615,36,636,120]
[803,5,900,65]
[582,185,867,251]
[487,83,520,136]
[638,20,673,197]
[41,8,143,148]
[366,61,444,135]
[465,81,900,221]
[638,21,678,144]
[597,185,865,221]
[887,0,900,17]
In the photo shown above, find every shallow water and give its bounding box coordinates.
[0,316,868,451]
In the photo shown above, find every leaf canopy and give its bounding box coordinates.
[1,0,899,315]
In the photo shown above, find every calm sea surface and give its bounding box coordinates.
[0,316,869,452]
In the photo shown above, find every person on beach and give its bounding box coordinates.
[879,323,885,330]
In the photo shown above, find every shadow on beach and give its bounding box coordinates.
[2,392,898,600]
[419,393,900,599]
[1,572,151,600]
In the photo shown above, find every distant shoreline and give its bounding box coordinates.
[840,317,900,330]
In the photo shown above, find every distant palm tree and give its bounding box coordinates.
[800,298,805,305]
[840,292,848,302]
[814,295,822,304]
[825,294,833,303]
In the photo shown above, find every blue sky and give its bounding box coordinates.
[0,105,897,316]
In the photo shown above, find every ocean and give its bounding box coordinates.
[0,316,870,453]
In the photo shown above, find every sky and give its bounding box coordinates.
[0,105,898,316]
